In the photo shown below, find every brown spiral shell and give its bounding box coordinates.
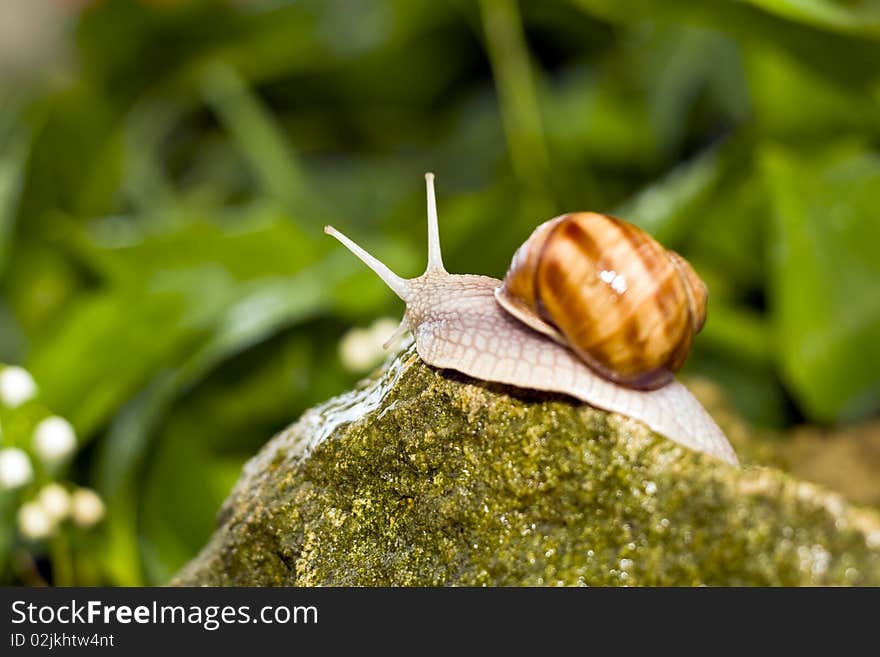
[495,212,708,390]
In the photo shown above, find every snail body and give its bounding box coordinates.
[325,175,738,465]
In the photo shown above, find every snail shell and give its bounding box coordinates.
[496,213,707,390]
[324,174,738,465]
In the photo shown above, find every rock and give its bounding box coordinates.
[174,347,880,586]
[777,421,880,507]
[688,377,880,508]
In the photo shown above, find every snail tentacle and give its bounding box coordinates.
[324,225,411,301]
[424,172,446,274]
[382,316,411,350]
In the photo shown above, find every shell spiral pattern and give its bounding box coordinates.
[497,213,707,390]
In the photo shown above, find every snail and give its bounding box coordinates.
[325,174,738,465]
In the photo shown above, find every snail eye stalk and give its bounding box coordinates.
[424,172,446,274]
[323,225,411,302]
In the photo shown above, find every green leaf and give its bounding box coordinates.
[542,68,659,172]
[572,0,880,37]
[26,287,196,436]
[745,41,880,137]
[2,239,88,341]
[736,0,880,36]
[685,156,771,295]
[16,85,123,226]
[698,302,773,369]
[0,131,28,274]
[640,26,749,156]
[616,145,725,245]
[761,141,880,422]
[479,0,552,195]
[79,209,324,286]
[26,211,330,437]
[570,0,880,97]
[200,63,321,220]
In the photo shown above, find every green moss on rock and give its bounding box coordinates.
[174,347,880,586]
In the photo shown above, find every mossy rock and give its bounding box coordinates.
[175,347,880,586]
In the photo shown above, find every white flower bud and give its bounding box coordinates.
[71,488,105,527]
[0,366,37,408]
[339,316,403,373]
[339,328,375,372]
[370,317,403,344]
[38,483,71,521]
[32,416,76,464]
[0,447,33,489]
[18,501,54,540]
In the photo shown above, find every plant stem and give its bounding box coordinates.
[49,532,74,586]
[200,62,322,224]
[479,0,551,195]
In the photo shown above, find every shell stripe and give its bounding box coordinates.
[521,213,697,389]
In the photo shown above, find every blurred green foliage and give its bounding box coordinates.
[0,0,878,584]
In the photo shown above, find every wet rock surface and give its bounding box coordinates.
[175,347,880,586]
